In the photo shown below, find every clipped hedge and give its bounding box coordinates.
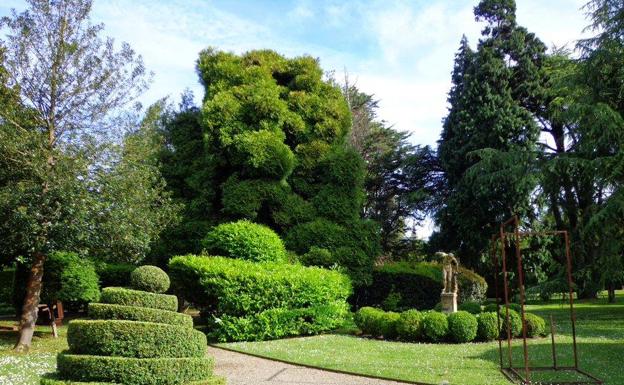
[501,309,522,338]
[202,220,287,263]
[96,263,135,288]
[130,266,170,294]
[209,302,349,342]
[88,303,193,328]
[524,312,546,337]
[40,373,119,384]
[422,311,449,342]
[458,301,482,315]
[447,311,478,343]
[354,307,399,339]
[100,287,177,312]
[57,354,214,385]
[396,309,423,341]
[67,320,206,358]
[169,255,351,316]
[477,312,501,341]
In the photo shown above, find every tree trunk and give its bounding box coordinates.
[608,283,616,304]
[14,252,46,352]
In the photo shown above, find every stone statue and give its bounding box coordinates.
[436,251,459,313]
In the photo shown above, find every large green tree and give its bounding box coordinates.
[0,0,177,351]
[434,1,546,268]
[159,49,380,287]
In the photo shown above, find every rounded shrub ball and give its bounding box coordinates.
[525,312,546,337]
[202,220,287,263]
[458,301,482,315]
[380,311,401,339]
[500,309,522,338]
[396,309,423,341]
[483,303,499,313]
[477,312,501,341]
[130,265,170,294]
[448,311,478,343]
[422,311,449,342]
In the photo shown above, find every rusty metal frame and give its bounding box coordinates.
[491,216,602,385]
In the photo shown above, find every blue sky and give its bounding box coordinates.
[1,0,590,237]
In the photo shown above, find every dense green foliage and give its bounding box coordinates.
[447,311,478,343]
[354,307,400,339]
[477,312,501,341]
[524,312,547,337]
[169,254,351,341]
[421,311,449,342]
[157,49,380,286]
[88,303,193,328]
[356,262,487,310]
[458,301,482,315]
[202,220,287,263]
[67,320,206,358]
[500,309,522,338]
[99,288,177,312]
[95,263,136,288]
[396,309,423,341]
[130,266,170,294]
[0,267,15,304]
[41,252,100,308]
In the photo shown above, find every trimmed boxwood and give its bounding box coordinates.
[524,312,546,337]
[353,307,400,339]
[447,311,478,343]
[202,220,287,263]
[396,309,423,341]
[100,287,177,312]
[67,320,206,358]
[500,309,523,338]
[477,312,501,341]
[422,311,448,342]
[458,301,482,314]
[130,266,170,294]
[169,255,351,316]
[208,301,349,342]
[40,373,119,384]
[88,303,193,328]
[57,353,214,385]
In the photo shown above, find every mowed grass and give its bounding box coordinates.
[220,292,624,385]
[0,319,67,385]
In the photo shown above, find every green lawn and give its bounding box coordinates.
[0,319,68,385]
[220,293,624,385]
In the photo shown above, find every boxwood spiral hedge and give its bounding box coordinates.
[42,265,224,385]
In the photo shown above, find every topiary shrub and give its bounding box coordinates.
[483,303,499,313]
[458,301,482,314]
[457,266,488,303]
[130,265,170,294]
[299,246,333,267]
[477,312,501,341]
[396,309,423,341]
[43,268,223,385]
[524,312,546,337]
[447,311,478,343]
[100,287,177,312]
[422,311,449,342]
[169,254,351,342]
[353,307,399,339]
[500,309,523,338]
[231,129,295,179]
[202,220,287,263]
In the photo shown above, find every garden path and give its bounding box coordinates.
[208,346,416,385]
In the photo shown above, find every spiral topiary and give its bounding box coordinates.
[41,266,225,385]
[130,265,170,294]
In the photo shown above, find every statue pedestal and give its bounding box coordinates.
[440,292,457,314]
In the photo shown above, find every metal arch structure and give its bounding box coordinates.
[491,216,602,385]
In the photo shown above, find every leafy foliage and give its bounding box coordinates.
[202,220,287,263]
[447,311,478,343]
[130,266,170,294]
[477,312,501,341]
[421,311,449,342]
[99,287,177,312]
[396,309,423,341]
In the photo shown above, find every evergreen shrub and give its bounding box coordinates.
[458,301,482,314]
[100,287,177,312]
[422,311,449,342]
[396,309,423,341]
[477,312,501,341]
[524,312,547,337]
[130,265,170,293]
[447,311,478,343]
[88,303,193,328]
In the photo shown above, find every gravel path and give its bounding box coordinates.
[208,346,418,385]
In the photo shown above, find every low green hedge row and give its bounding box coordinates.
[169,255,351,317]
[88,303,193,328]
[67,320,206,358]
[208,301,349,342]
[57,353,214,385]
[100,287,177,312]
[354,307,546,343]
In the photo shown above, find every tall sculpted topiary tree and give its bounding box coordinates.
[159,49,380,286]
[41,265,224,385]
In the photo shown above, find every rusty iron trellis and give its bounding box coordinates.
[490,216,602,385]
